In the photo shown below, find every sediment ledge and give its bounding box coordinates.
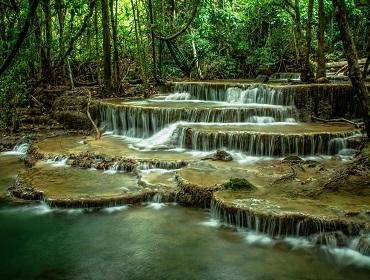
[8,170,177,208]
[175,174,225,207]
[211,191,369,237]
[26,144,189,172]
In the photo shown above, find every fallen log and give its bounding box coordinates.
[311,116,363,128]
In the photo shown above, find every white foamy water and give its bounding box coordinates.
[101,205,129,213]
[103,163,120,174]
[322,247,370,268]
[145,202,167,210]
[0,203,132,215]
[199,218,221,228]
[44,157,68,167]
[165,92,192,100]
[245,232,277,247]
[1,143,29,156]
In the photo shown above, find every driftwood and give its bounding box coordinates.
[86,89,101,140]
[311,116,363,128]
[272,167,297,185]
[335,64,348,76]
[327,58,366,68]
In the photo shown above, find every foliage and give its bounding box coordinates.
[225,178,255,191]
[0,0,369,128]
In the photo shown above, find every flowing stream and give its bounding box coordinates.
[0,82,368,278]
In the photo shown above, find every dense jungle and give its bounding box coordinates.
[0,0,370,279]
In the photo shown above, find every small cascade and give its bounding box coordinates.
[177,127,360,156]
[171,83,295,105]
[104,163,120,174]
[98,81,362,157]
[152,193,163,203]
[100,103,297,138]
[210,198,366,238]
[1,143,29,155]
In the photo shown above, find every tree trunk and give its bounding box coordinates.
[56,0,66,78]
[363,0,370,78]
[0,0,41,77]
[293,0,304,69]
[316,0,326,79]
[109,0,120,85]
[42,0,53,82]
[94,2,102,87]
[301,0,314,82]
[148,0,157,83]
[33,7,43,79]
[332,0,370,138]
[101,0,112,93]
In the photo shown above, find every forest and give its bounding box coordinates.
[0,0,369,131]
[1,2,370,278]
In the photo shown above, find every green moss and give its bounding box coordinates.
[224,178,255,191]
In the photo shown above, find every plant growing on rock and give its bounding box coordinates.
[224,178,255,191]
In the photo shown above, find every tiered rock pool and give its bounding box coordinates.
[1,82,369,278]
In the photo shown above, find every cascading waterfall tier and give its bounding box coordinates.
[100,101,297,138]
[98,82,362,157]
[171,83,295,105]
[175,123,361,156]
[211,192,369,238]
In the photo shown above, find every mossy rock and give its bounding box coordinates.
[224,178,255,191]
[282,155,303,163]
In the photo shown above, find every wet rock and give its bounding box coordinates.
[224,178,256,191]
[8,182,44,201]
[356,236,370,256]
[212,192,365,236]
[312,231,349,247]
[315,77,330,84]
[331,155,342,161]
[176,174,225,208]
[255,75,269,83]
[202,150,233,162]
[282,155,303,164]
[45,192,157,208]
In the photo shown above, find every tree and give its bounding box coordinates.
[101,0,112,93]
[0,0,41,77]
[316,0,326,79]
[332,0,370,137]
[300,0,314,82]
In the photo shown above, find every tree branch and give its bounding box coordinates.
[154,0,200,41]
[0,0,40,77]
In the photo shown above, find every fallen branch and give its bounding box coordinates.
[311,116,363,128]
[272,166,297,185]
[86,89,101,140]
[335,64,348,76]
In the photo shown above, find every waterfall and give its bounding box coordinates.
[100,103,297,138]
[210,198,366,238]
[170,83,295,105]
[98,82,361,157]
[1,143,29,155]
[176,127,360,156]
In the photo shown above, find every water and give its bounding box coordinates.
[99,82,360,157]
[0,203,369,280]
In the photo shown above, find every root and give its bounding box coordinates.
[86,89,101,140]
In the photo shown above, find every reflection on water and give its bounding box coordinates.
[0,202,369,280]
